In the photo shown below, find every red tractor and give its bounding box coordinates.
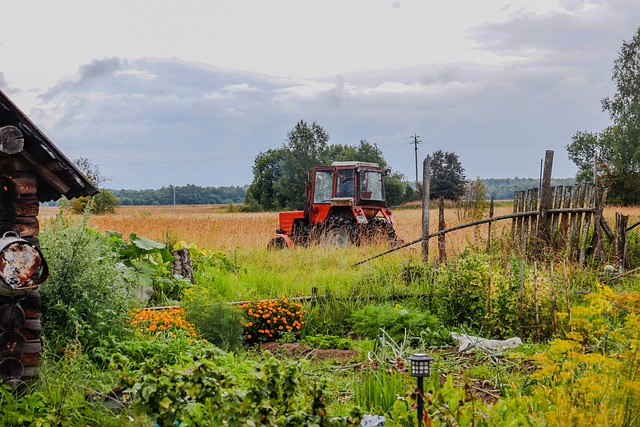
[268,161,398,249]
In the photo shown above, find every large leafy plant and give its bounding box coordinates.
[107,231,192,305]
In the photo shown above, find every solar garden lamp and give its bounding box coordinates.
[408,353,434,427]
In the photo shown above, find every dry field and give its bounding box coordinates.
[38,204,640,254]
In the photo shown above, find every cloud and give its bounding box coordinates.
[15,3,640,189]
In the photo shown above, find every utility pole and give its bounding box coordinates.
[410,134,421,188]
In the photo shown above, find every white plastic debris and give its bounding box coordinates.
[451,332,522,353]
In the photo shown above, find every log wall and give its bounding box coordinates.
[0,159,42,388]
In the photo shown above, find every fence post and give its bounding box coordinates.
[422,156,431,263]
[487,197,494,252]
[538,150,554,244]
[615,212,629,273]
[438,196,446,263]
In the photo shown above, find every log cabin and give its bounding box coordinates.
[0,89,97,388]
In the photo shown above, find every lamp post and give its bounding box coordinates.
[408,353,433,427]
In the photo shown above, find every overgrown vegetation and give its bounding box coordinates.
[5,205,640,426]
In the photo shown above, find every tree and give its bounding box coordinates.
[429,150,466,201]
[246,122,414,210]
[567,27,640,205]
[68,158,119,214]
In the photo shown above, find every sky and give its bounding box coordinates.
[1,0,638,190]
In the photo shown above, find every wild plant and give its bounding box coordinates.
[39,209,136,351]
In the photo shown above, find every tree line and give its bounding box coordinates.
[110,185,247,206]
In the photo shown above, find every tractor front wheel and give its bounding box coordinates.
[267,236,287,250]
[318,216,358,247]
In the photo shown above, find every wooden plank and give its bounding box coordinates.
[15,217,38,238]
[12,172,37,196]
[527,188,539,241]
[567,185,580,253]
[522,190,531,247]
[571,184,587,257]
[15,195,39,217]
[550,186,563,247]
[18,150,70,195]
[579,186,595,266]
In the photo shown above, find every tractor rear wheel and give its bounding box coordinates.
[318,216,358,247]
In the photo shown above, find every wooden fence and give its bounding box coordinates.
[357,150,629,268]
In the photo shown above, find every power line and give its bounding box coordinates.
[409,134,421,188]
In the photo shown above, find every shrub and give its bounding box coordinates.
[350,303,439,341]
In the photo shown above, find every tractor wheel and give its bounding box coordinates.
[318,216,358,247]
[367,218,398,245]
[267,236,287,250]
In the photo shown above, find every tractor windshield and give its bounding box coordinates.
[359,170,384,201]
[313,170,334,203]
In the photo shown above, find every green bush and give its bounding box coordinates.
[349,303,439,341]
[181,286,245,350]
[39,210,137,350]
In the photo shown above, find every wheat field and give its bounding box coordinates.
[38,204,640,254]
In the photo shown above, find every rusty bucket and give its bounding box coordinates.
[0,232,48,296]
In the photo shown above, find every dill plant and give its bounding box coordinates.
[39,209,136,351]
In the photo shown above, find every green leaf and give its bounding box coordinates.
[159,396,173,409]
[131,234,166,251]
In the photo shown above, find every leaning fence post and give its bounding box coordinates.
[538,150,554,245]
[519,259,525,338]
[422,156,431,263]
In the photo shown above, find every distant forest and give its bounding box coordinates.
[110,185,247,205]
[103,178,575,206]
[482,177,576,200]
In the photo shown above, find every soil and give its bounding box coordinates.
[257,342,360,361]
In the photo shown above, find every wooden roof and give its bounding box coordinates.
[0,90,98,202]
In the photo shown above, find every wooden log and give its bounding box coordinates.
[0,126,24,155]
[12,172,37,196]
[0,303,25,330]
[19,290,41,317]
[20,339,41,367]
[22,366,38,378]
[19,317,41,341]
[18,150,70,195]
[0,357,23,380]
[15,216,39,237]
[0,330,26,357]
[15,195,39,217]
